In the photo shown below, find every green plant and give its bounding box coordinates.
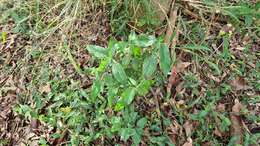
[14,33,174,145]
[86,32,171,111]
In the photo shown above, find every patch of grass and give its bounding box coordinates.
[109,0,165,36]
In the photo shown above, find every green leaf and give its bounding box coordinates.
[111,116,122,132]
[112,62,128,83]
[136,80,153,96]
[120,128,135,142]
[122,87,136,105]
[132,132,142,146]
[50,133,62,139]
[97,58,110,72]
[137,117,147,129]
[115,87,136,111]
[131,46,141,57]
[220,115,231,132]
[184,44,211,51]
[142,55,157,78]
[222,36,230,60]
[159,44,171,75]
[129,33,156,47]
[227,135,240,146]
[108,88,118,107]
[205,60,221,75]
[90,76,102,102]
[86,45,108,58]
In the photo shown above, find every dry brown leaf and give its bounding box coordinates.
[167,66,179,94]
[164,9,178,46]
[39,84,51,93]
[176,62,192,73]
[201,142,213,146]
[213,128,222,137]
[216,103,225,112]
[30,119,38,130]
[230,77,252,91]
[183,121,193,138]
[168,122,179,145]
[177,100,185,105]
[235,46,245,51]
[232,99,243,113]
[176,81,185,94]
[52,129,68,145]
[183,138,193,146]
[208,73,221,82]
[230,99,244,145]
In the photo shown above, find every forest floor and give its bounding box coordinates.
[0,0,259,146]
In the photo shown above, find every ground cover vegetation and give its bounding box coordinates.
[0,0,259,145]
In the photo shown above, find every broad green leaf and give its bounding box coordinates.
[132,132,142,146]
[227,136,240,146]
[90,76,102,102]
[115,102,124,111]
[86,45,108,58]
[111,117,122,132]
[112,62,128,83]
[129,78,137,86]
[121,87,136,105]
[136,80,153,96]
[137,117,147,129]
[120,128,135,142]
[115,87,136,111]
[97,58,110,72]
[108,88,118,107]
[220,115,231,132]
[159,44,171,75]
[143,55,157,78]
[135,35,156,47]
[129,32,156,47]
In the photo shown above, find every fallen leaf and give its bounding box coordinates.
[232,99,243,113]
[183,121,193,138]
[30,119,38,130]
[176,62,191,73]
[168,121,180,145]
[235,46,245,51]
[39,84,51,93]
[164,8,178,46]
[208,73,221,82]
[167,62,191,95]
[216,103,226,112]
[183,138,193,146]
[229,77,251,91]
[175,81,184,92]
[167,66,179,94]
[214,128,222,137]
[52,129,68,145]
[201,142,212,146]
[230,99,244,145]
[177,100,185,105]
